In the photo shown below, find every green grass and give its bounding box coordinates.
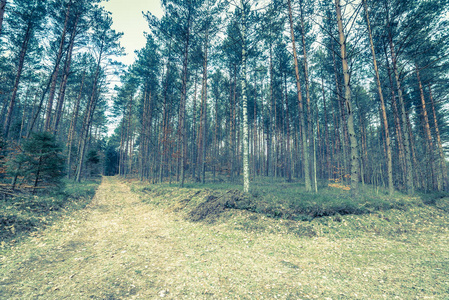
[0,179,100,245]
[133,176,437,222]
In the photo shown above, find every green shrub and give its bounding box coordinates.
[7,132,65,190]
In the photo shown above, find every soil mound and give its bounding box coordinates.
[188,190,252,222]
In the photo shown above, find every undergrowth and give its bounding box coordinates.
[0,179,100,245]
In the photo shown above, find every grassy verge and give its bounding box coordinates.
[131,177,444,222]
[128,178,449,298]
[0,179,100,246]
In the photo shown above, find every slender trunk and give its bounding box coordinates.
[179,13,190,187]
[287,0,311,191]
[66,70,85,179]
[0,0,6,35]
[201,30,209,184]
[139,87,148,180]
[125,94,134,176]
[192,70,198,180]
[3,22,32,138]
[53,13,78,134]
[428,84,448,190]
[241,1,249,192]
[33,155,43,192]
[335,0,359,196]
[284,74,292,182]
[331,44,348,180]
[18,83,32,144]
[45,0,72,131]
[300,4,315,191]
[270,46,276,178]
[387,29,414,194]
[197,78,204,181]
[253,72,258,177]
[383,42,406,187]
[214,82,219,182]
[230,67,237,180]
[416,65,435,189]
[159,41,172,183]
[363,0,393,194]
[75,91,98,182]
[75,41,103,182]
[321,75,331,180]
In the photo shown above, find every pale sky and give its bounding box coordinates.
[101,0,163,66]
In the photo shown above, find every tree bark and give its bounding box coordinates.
[241,0,249,193]
[287,0,311,191]
[201,29,209,184]
[335,0,360,196]
[178,5,191,187]
[300,3,315,191]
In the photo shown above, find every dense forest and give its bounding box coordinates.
[1,0,448,195]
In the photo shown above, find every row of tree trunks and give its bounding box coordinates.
[3,21,33,138]
[44,0,72,131]
[363,0,394,195]
[53,13,79,134]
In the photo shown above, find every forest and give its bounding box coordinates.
[0,0,449,195]
[1,1,449,298]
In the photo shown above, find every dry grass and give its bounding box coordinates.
[1,176,448,299]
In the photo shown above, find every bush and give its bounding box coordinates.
[7,132,65,190]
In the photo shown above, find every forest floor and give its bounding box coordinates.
[1,176,448,299]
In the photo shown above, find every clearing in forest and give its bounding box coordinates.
[1,176,448,299]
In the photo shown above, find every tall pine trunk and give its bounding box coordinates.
[241,0,249,192]
[300,3,315,191]
[287,0,311,191]
[179,8,191,187]
[335,0,360,196]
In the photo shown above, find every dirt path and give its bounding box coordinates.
[1,177,448,299]
[1,177,193,299]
